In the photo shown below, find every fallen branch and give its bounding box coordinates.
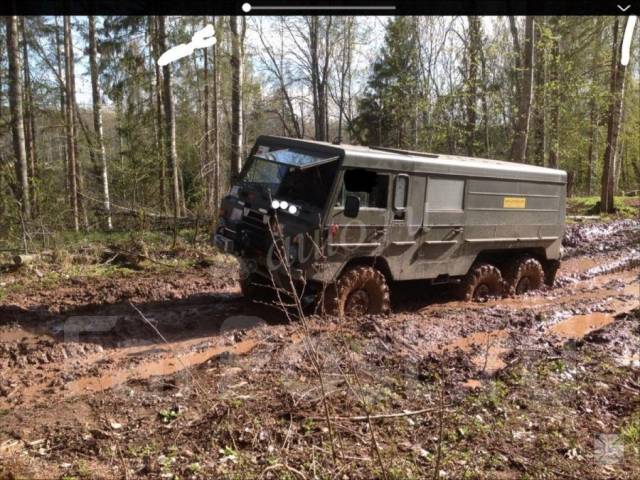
[307,406,443,422]
[13,254,37,266]
[114,247,174,268]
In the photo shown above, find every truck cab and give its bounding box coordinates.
[214,136,566,316]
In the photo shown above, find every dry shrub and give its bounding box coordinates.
[51,248,72,269]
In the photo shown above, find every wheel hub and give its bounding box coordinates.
[345,289,370,316]
[473,283,491,300]
[516,277,531,294]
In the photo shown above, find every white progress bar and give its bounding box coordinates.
[242,3,396,11]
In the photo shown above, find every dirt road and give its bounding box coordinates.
[0,219,638,479]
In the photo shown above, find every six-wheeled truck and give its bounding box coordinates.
[214,136,566,316]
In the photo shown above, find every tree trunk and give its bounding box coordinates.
[63,16,79,231]
[600,17,628,214]
[508,16,522,105]
[230,16,245,179]
[19,17,37,213]
[547,18,560,169]
[479,41,490,156]
[6,15,31,220]
[531,17,546,166]
[67,18,88,229]
[510,16,535,163]
[202,17,214,213]
[465,16,481,157]
[307,17,331,142]
[586,26,604,196]
[150,16,167,213]
[212,16,221,210]
[54,17,68,195]
[587,96,597,196]
[89,16,112,230]
[157,16,181,219]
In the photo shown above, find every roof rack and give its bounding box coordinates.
[369,146,439,159]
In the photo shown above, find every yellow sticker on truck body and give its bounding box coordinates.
[503,197,526,209]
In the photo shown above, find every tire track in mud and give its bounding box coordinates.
[0,220,638,409]
[0,296,279,409]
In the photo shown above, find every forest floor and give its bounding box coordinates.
[0,217,639,479]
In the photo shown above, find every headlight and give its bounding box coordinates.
[271,199,300,215]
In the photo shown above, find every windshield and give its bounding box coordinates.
[239,145,339,211]
[253,145,334,167]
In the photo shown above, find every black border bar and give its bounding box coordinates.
[0,0,635,16]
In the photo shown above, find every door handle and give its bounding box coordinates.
[373,228,385,237]
[452,227,464,233]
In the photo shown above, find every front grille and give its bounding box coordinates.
[237,210,271,250]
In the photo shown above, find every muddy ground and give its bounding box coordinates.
[0,220,638,479]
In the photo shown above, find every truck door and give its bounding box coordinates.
[387,174,427,279]
[419,176,466,279]
[328,168,391,271]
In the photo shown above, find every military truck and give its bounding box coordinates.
[214,135,566,316]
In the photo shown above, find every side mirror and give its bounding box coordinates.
[344,195,360,218]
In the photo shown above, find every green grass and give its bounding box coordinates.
[621,411,640,459]
[567,195,639,218]
[0,224,235,297]
[1,224,214,256]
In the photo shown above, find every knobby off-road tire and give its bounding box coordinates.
[503,256,544,295]
[323,266,390,317]
[459,263,503,301]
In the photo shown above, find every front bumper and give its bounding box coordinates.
[213,233,235,253]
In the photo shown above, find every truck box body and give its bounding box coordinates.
[214,135,566,307]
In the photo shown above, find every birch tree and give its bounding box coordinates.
[63,16,79,230]
[19,17,37,211]
[6,15,31,220]
[230,15,246,179]
[89,16,112,230]
[600,17,630,213]
[157,15,181,218]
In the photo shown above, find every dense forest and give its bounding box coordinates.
[0,15,638,247]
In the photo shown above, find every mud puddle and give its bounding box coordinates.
[443,330,509,374]
[550,312,615,339]
[0,326,46,344]
[65,339,258,397]
[2,337,259,409]
[546,274,638,341]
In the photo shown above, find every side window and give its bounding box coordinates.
[426,177,464,211]
[393,175,409,210]
[336,169,389,208]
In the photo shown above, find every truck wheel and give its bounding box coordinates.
[504,257,544,295]
[460,263,503,301]
[543,259,561,287]
[324,266,390,317]
[239,273,273,302]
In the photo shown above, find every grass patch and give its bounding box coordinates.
[621,410,640,459]
[567,196,639,218]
